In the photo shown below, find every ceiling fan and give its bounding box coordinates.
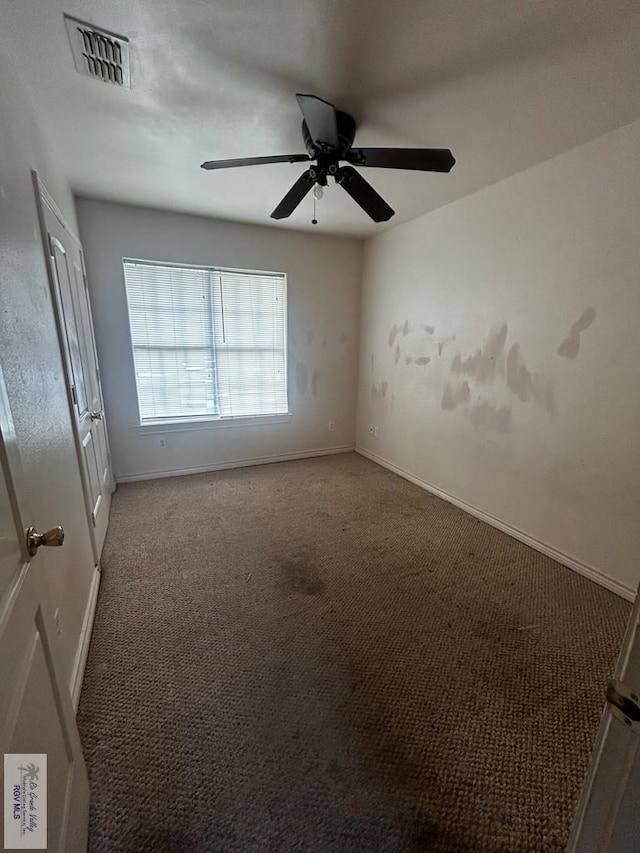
[201,94,455,223]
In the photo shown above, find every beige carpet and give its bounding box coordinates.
[77,452,630,853]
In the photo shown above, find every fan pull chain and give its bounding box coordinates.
[312,191,318,225]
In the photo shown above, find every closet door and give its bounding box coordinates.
[35,176,113,560]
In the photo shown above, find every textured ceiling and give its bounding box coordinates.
[1,0,639,237]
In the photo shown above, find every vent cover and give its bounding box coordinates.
[64,15,130,88]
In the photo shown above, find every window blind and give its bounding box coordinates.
[123,260,287,422]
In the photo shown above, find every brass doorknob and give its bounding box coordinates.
[26,526,65,557]
[90,410,104,421]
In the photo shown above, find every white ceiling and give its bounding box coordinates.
[1,0,639,237]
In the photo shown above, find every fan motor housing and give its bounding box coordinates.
[302,109,356,159]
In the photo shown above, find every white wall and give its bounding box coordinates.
[357,119,640,598]
[0,47,95,683]
[76,199,363,480]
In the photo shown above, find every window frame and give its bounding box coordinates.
[122,256,290,429]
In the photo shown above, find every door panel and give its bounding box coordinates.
[70,264,95,405]
[49,238,89,421]
[0,365,89,852]
[95,422,110,490]
[81,430,102,525]
[72,254,113,545]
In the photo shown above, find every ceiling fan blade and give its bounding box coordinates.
[296,94,338,150]
[346,148,456,173]
[201,154,310,170]
[335,166,394,222]
[270,169,316,219]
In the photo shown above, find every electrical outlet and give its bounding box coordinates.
[53,608,61,637]
[374,426,379,438]
[158,437,167,449]
[328,421,335,432]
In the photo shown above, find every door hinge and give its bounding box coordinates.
[606,678,640,734]
[71,384,77,405]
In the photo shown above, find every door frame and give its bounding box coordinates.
[566,580,640,850]
[0,351,33,581]
[32,171,113,566]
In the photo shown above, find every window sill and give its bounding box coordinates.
[136,413,293,435]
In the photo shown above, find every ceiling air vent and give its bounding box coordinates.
[64,15,130,88]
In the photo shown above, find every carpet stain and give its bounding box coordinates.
[280,557,326,595]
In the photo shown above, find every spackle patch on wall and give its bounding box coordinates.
[438,336,456,356]
[470,402,511,432]
[408,320,561,427]
[375,316,560,432]
[557,307,596,359]
[441,382,471,411]
[506,344,557,415]
[451,323,508,383]
[295,362,309,395]
[311,369,323,397]
[371,381,389,401]
[506,344,533,402]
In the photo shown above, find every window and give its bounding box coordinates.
[123,259,288,423]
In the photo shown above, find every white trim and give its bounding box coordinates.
[122,256,286,279]
[116,444,355,483]
[32,171,82,248]
[136,412,293,434]
[356,446,635,603]
[70,564,101,712]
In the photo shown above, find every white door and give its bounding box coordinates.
[34,177,113,559]
[0,364,90,851]
[567,583,640,851]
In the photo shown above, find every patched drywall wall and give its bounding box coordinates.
[357,119,640,596]
[77,199,363,480]
[0,47,95,684]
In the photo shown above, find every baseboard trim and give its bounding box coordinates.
[116,445,355,483]
[71,564,101,712]
[356,446,635,602]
